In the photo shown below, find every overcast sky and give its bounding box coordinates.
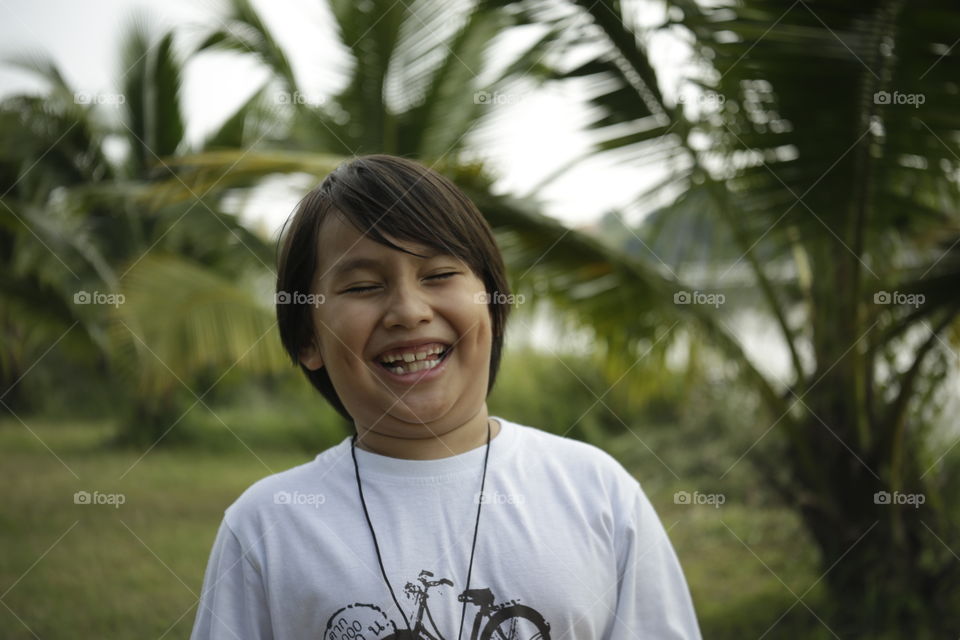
[0,0,686,235]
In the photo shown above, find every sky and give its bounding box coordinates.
[0,0,682,235]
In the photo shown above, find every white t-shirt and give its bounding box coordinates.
[191,417,702,640]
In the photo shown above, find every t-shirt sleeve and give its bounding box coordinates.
[608,484,702,640]
[191,517,273,640]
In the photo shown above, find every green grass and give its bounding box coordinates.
[660,495,832,638]
[0,417,835,639]
[0,418,311,639]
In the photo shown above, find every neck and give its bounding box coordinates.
[354,410,499,460]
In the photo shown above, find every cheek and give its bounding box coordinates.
[311,303,371,360]
[449,300,493,354]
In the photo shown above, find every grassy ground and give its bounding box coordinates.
[0,418,311,639]
[0,417,835,639]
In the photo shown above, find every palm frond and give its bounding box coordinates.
[112,254,287,395]
[201,81,276,150]
[119,14,186,176]
[2,51,76,104]
[146,149,347,202]
[197,0,298,91]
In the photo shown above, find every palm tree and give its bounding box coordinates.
[160,0,692,362]
[159,0,734,448]
[499,0,960,633]
[1,0,575,443]
[11,0,954,630]
[0,57,122,415]
[0,15,284,441]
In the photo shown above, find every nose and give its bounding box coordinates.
[382,279,433,329]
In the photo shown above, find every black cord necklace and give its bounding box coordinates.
[351,419,492,640]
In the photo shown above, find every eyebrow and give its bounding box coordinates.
[328,250,446,280]
[329,257,382,279]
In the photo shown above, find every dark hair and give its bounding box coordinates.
[276,154,512,422]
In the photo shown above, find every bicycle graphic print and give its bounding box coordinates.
[324,570,551,640]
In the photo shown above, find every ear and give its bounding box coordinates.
[299,339,324,371]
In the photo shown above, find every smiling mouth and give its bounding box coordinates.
[376,346,453,376]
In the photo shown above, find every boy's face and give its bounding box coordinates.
[299,214,493,437]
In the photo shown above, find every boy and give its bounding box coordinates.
[191,155,702,639]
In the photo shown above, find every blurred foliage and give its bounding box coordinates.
[2,0,960,636]
[503,0,960,633]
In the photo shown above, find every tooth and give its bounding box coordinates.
[383,350,448,376]
[415,351,427,361]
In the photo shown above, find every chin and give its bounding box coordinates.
[392,403,454,427]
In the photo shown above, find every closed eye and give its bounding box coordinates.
[342,272,458,294]
[343,284,380,293]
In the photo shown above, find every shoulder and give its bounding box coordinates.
[221,438,352,532]
[503,419,655,551]
[513,421,636,479]
[507,419,642,504]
